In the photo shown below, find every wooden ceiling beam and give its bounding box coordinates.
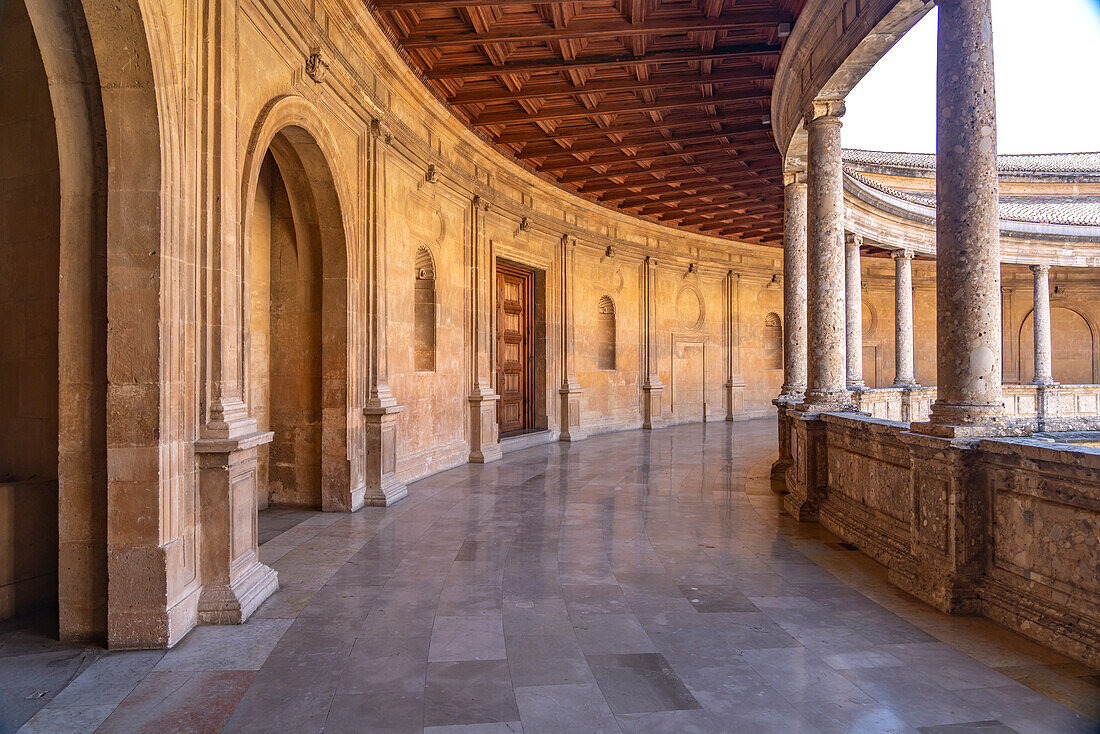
[555,147,777,183]
[470,90,765,126]
[493,112,756,144]
[537,140,773,172]
[623,190,774,210]
[424,42,780,79]
[579,164,767,194]
[402,11,791,48]
[450,68,770,105]
[517,123,766,159]
[594,174,778,199]
[473,89,768,126]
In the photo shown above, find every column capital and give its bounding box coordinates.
[1030,263,1051,274]
[803,99,846,126]
[891,248,915,261]
[645,255,658,268]
[369,117,392,144]
[472,193,491,212]
[561,234,578,248]
[844,232,863,248]
[783,170,807,187]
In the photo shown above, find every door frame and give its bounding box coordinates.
[496,258,537,436]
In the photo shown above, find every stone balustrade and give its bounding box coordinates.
[850,384,1100,430]
[781,407,1100,669]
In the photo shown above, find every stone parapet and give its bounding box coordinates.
[781,410,1100,668]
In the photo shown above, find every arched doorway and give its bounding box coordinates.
[0,0,61,626]
[247,127,349,510]
[1020,306,1096,384]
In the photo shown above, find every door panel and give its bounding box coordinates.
[496,262,533,436]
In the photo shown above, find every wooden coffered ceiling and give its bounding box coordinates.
[371,0,807,245]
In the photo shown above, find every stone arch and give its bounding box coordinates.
[13,0,126,643]
[1019,304,1097,384]
[243,111,351,512]
[414,246,437,372]
[596,295,616,371]
[764,312,783,371]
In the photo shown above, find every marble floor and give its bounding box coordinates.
[5,419,1100,733]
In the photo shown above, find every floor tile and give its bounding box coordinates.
[513,683,620,734]
[585,651,701,714]
[424,660,519,727]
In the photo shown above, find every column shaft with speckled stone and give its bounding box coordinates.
[1031,264,1054,385]
[892,249,917,387]
[799,100,851,411]
[781,174,808,398]
[845,233,865,390]
[926,0,1004,431]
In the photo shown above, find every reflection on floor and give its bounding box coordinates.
[5,419,1099,733]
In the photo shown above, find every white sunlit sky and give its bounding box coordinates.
[842,0,1100,154]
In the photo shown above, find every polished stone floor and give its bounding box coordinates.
[5,420,1100,733]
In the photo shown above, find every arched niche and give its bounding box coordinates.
[764,312,783,371]
[596,295,616,371]
[246,125,349,511]
[1019,305,1097,384]
[414,246,437,372]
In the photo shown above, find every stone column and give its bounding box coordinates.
[845,233,865,390]
[559,235,586,441]
[642,255,664,428]
[780,173,808,399]
[363,118,407,506]
[1031,264,1054,385]
[799,99,851,411]
[891,249,917,387]
[924,0,1005,434]
[901,0,1008,618]
[468,195,503,462]
[725,270,745,420]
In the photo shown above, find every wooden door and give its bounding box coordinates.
[496,261,533,436]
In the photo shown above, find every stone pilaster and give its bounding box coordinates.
[194,433,279,626]
[642,255,665,429]
[891,249,917,388]
[189,0,277,636]
[559,235,586,441]
[724,270,745,420]
[1031,264,1054,386]
[845,233,865,391]
[363,118,407,505]
[921,0,1008,436]
[798,99,852,412]
[780,172,808,399]
[468,194,502,462]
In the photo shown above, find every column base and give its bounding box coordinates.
[559,384,587,442]
[796,389,856,413]
[725,380,746,421]
[197,555,279,625]
[194,430,278,629]
[363,405,407,506]
[469,389,502,463]
[642,383,665,430]
[896,430,988,615]
[783,411,828,521]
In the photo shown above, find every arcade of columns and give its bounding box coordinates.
[771,0,1100,669]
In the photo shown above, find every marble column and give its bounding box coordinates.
[924,0,1004,433]
[799,99,851,411]
[845,233,865,390]
[780,173,808,399]
[891,249,917,387]
[1031,264,1054,385]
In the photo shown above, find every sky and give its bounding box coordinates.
[843,0,1100,154]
